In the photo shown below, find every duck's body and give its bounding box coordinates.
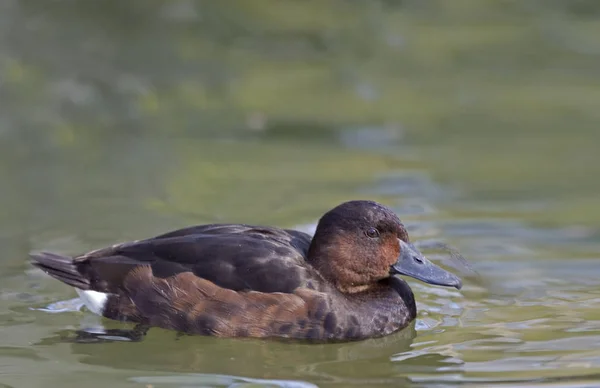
[31,200,461,342]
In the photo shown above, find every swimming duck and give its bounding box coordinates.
[31,200,461,341]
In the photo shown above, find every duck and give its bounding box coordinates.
[30,200,462,342]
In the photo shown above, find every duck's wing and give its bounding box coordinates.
[33,224,316,295]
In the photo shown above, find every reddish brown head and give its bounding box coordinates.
[308,200,461,293]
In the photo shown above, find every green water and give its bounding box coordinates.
[2,1,600,387]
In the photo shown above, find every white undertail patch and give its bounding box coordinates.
[75,289,108,315]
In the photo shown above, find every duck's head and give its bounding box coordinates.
[308,200,462,293]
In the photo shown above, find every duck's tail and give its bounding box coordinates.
[30,252,90,290]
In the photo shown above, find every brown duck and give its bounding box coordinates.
[31,200,462,342]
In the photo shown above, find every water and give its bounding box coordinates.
[2,1,600,387]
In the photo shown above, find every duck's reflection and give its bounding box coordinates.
[36,317,418,386]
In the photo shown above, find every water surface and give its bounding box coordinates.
[1,2,600,387]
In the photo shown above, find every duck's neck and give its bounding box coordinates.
[338,277,417,340]
[307,234,369,291]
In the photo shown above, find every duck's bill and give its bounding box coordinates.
[391,240,462,289]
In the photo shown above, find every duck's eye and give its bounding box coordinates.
[365,227,380,238]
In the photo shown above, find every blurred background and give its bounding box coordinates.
[1,1,600,387]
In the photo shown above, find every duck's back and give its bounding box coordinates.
[74,224,317,295]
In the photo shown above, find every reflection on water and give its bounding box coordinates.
[2,1,600,388]
[36,321,417,385]
[130,374,319,388]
